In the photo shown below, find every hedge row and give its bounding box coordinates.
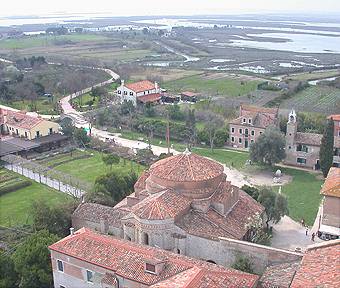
[0,180,32,196]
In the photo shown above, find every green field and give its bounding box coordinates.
[1,97,58,115]
[42,150,145,184]
[280,86,340,114]
[0,170,71,227]
[279,168,323,226]
[284,69,340,81]
[0,34,110,49]
[163,74,261,96]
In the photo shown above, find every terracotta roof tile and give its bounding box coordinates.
[49,228,258,287]
[5,110,43,129]
[132,189,191,220]
[240,105,279,115]
[138,93,161,103]
[321,167,340,198]
[229,111,277,129]
[290,240,340,288]
[295,132,322,146]
[181,91,199,97]
[259,261,300,288]
[150,152,224,182]
[125,80,156,93]
[328,114,340,121]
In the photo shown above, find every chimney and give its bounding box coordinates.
[121,79,125,86]
[70,227,74,236]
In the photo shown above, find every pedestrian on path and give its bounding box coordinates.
[311,232,315,242]
[305,227,309,236]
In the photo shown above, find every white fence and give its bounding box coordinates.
[4,163,84,198]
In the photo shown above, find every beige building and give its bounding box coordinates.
[318,167,340,239]
[229,105,279,149]
[0,109,59,140]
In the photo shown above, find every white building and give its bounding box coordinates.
[116,80,161,105]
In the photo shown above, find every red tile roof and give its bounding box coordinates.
[290,240,340,288]
[5,110,43,130]
[132,189,191,220]
[125,80,156,93]
[138,93,161,104]
[181,91,199,98]
[328,114,340,121]
[176,191,264,240]
[321,167,340,198]
[295,132,322,146]
[150,152,224,182]
[229,111,277,129]
[240,105,278,116]
[49,228,259,287]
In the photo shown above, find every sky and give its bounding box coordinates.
[1,0,340,17]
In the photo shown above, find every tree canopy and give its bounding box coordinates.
[102,154,120,171]
[250,126,286,166]
[12,230,59,288]
[320,119,334,177]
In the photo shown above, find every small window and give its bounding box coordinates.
[231,136,235,142]
[288,146,292,149]
[242,118,246,123]
[36,131,40,138]
[49,128,53,135]
[251,130,255,136]
[86,270,93,283]
[124,91,127,95]
[297,158,307,164]
[248,118,252,124]
[57,260,64,272]
[118,90,121,94]
[239,128,242,134]
[130,92,133,96]
[231,127,235,133]
[251,140,254,143]
[25,131,28,138]
[145,263,156,274]
[239,138,242,144]
[16,129,18,135]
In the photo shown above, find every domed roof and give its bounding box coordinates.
[150,150,224,182]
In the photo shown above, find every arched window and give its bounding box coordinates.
[142,232,149,245]
[176,248,181,254]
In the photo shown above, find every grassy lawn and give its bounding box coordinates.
[0,177,71,227]
[1,97,58,115]
[45,150,145,183]
[279,168,323,226]
[163,74,260,96]
[284,69,340,81]
[0,34,110,49]
[72,93,99,110]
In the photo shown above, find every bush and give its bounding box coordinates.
[241,185,259,200]
[232,255,254,274]
[0,180,32,196]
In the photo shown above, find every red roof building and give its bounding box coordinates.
[72,151,264,267]
[49,227,259,288]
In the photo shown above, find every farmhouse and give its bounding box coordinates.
[318,167,340,239]
[49,227,259,288]
[72,150,266,266]
[229,105,279,149]
[284,111,340,169]
[180,91,200,103]
[116,80,161,106]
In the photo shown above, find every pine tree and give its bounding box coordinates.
[320,119,334,177]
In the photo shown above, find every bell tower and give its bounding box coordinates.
[286,109,297,148]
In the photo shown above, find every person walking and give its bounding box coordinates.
[311,232,315,242]
[305,227,309,236]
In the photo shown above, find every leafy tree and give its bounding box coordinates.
[120,100,135,115]
[320,119,334,177]
[214,128,228,148]
[250,126,286,166]
[231,254,254,274]
[201,112,224,151]
[245,212,271,245]
[166,104,184,121]
[144,102,155,117]
[0,251,18,288]
[0,83,14,103]
[241,185,259,200]
[12,230,59,288]
[185,109,196,147]
[60,117,75,136]
[257,187,289,228]
[73,128,91,146]
[31,200,77,237]
[91,86,106,97]
[34,82,45,96]
[102,154,120,171]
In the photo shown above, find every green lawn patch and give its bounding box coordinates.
[0,179,71,227]
[46,150,144,184]
[279,168,323,226]
[163,74,260,97]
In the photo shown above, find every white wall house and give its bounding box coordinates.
[116,80,160,106]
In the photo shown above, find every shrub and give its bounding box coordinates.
[0,180,32,196]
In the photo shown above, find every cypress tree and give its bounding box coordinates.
[320,119,334,177]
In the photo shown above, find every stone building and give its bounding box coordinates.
[318,167,340,239]
[116,80,161,106]
[229,105,279,149]
[49,227,259,288]
[72,151,265,265]
[284,111,340,169]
